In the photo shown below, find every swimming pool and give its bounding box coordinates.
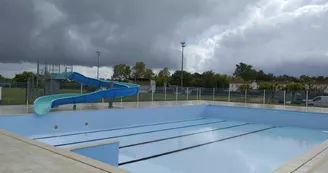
[1,105,328,173]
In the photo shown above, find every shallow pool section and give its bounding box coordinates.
[1,105,328,173]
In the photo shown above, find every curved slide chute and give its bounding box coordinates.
[33,72,139,115]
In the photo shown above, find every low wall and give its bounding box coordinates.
[69,140,120,167]
[204,105,328,130]
[0,105,206,137]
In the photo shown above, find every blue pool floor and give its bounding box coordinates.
[35,117,328,173]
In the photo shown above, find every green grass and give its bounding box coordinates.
[1,88,230,105]
[0,88,318,109]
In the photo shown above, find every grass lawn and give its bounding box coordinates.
[0,88,312,109]
[1,88,231,105]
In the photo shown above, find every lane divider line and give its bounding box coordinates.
[120,123,251,148]
[119,126,278,166]
[34,117,212,140]
[54,120,227,147]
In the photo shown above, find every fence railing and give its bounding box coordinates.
[1,82,327,111]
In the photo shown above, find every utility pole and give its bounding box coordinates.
[96,51,100,79]
[180,42,186,88]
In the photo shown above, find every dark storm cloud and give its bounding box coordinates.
[0,0,225,68]
[1,0,328,76]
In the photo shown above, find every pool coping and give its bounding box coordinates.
[273,139,328,173]
[0,128,130,173]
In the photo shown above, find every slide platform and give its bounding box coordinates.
[33,72,139,115]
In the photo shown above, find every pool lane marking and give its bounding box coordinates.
[34,117,212,140]
[120,123,251,149]
[118,126,278,166]
[54,120,227,147]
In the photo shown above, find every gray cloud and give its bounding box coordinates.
[1,0,328,76]
[0,0,228,68]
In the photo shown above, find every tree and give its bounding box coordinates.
[238,84,251,91]
[112,64,128,81]
[258,82,277,90]
[0,74,4,80]
[13,71,34,82]
[170,70,192,86]
[317,76,325,81]
[144,69,154,80]
[158,68,170,81]
[157,67,170,86]
[132,62,146,79]
[215,74,231,89]
[123,66,131,80]
[201,71,216,88]
[286,82,305,102]
[233,62,257,81]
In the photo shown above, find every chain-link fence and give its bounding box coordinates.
[1,81,327,110]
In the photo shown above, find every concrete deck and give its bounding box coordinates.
[0,129,128,173]
[1,101,328,173]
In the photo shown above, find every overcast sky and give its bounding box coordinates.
[1,0,328,78]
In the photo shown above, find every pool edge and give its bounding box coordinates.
[273,139,328,173]
[0,128,130,173]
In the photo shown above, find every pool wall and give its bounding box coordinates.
[0,105,206,137]
[69,140,120,167]
[204,105,328,130]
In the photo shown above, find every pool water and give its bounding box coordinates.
[35,117,328,173]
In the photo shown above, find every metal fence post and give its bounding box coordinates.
[196,88,199,100]
[283,90,286,108]
[245,89,247,107]
[102,98,104,108]
[121,97,123,108]
[263,89,266,108]
[176,87,178,104]
[80,84,83,94]
[187,88,189,100]
[212,88,215,103]
[164,86,167,101]
[228,89,231,102]
[151,90,154,103]
[199,88,202,100]
[306,90,308,112]
[137,91,140,108]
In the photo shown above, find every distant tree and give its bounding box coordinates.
[317,76,325,81]
[201,71,216,88]
[0,74,4,80]
[158,67,170,81]
[132,62,146,79]
[258,82,277,90]
[286,82,305,102]
[238,84,251,92]
[233,62,257,81]
[123,65,132,80]
[170,70,192,87]
[190,72,203,87]
[112,64,128,81]
[13,71,34,82]
[157,67,170,86]
[144,69,154,80]
[215,74,231,89]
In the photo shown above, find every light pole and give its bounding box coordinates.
[181,42,186,88]
[96,51,100,79]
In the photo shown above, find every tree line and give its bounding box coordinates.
[2,62,328,90]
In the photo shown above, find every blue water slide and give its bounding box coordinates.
[33,72,139,115]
